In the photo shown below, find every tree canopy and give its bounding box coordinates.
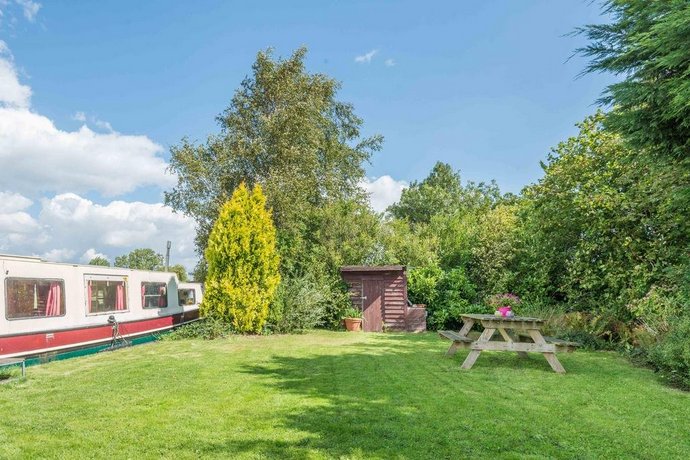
[165,47,382,270]
[114,248,164,271]
[577,0,690,158]
[88,256,110,267]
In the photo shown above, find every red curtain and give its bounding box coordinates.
[116,283,125,310]
[45,282,61,316]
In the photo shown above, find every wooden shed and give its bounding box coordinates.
[340,265,426,332]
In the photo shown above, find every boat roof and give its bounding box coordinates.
[0,253,179,276]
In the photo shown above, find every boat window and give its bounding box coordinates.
[178,288,196,306]
[86,278,128,314]
[141,282,167,309]
[5,278,66,320]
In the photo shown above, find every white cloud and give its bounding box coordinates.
[0,191,41,251]
[72,111,115,133]
[0,40,31,109]
[42,248,75,262]
[0,190,32,213]
[360,175,408,213]
[0,108,173,196]
[80,248,109,264]
[0,192,198,269]
[15,0,40,22]
[355,49,378,64]
[385,58,396,67]
[0,44,173,197]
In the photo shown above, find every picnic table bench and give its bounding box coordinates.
[439,314,580,373]
[0,357,26,382]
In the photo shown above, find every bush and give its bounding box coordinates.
[643,314,690,390]
[429,267,485,330]
[407,266,442,307]
[202,183,280,333]
[267,275,327,334]
[427,302,491,331]
[320,278,354,330]
[161,319,231,340]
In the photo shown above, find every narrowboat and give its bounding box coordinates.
[0,254,202,361]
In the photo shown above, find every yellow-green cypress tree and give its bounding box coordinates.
[201,182,280,333]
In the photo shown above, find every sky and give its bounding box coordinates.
[0,0,615,272]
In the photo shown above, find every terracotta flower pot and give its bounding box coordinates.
[344,317,363,332]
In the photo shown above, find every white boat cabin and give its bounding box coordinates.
[0,254,202,337]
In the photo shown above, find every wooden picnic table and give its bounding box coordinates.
[440,314,578,374]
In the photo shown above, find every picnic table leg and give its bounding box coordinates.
[498,328,529,359]
[458,318,475,338]
[447,318,475,356]
[446,341,462,357]
[461,328,495,370]
[528,330,566,374]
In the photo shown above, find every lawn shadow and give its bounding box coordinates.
[186,333,595,459]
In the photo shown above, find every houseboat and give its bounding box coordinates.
[0,254,202,361]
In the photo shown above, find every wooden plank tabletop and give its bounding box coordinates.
[460,314,545,323]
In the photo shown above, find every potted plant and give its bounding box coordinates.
[486,293,522,317]
[342,307,363,332]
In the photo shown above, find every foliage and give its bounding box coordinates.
[518,113,690,318]
[202,183,280,333]
[88,256,110,266]
[407,265,443,308]
[577,0,690,158]
[165,47,382,271]
[267,274,327,334]
[114,248,164,271]
[319,277,356,330]
[388,162,464,225]
[388,161,501,226]
[485,293,522,310]
[408,266,484,330]
[466,203,520,296]
[161,318,231,340]
[379,219,439,268]
[643,313,690,390]
[341,307,363,319]
[167,264,188,282]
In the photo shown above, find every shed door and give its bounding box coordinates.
[363,280,383,332]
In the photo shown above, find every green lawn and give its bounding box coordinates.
[1,331,688,459]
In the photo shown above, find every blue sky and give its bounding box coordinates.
[0,0,614,268]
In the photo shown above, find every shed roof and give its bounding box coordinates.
[340,265,405,273]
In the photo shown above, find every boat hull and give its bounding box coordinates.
[0,308,199,361]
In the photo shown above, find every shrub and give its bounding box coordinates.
[267,275,327,334]
[643,314,690,390]
[407,266,442,307]
[485,293,522,311]
[431,268,484,330]
[161,319,231,340]
[320,278,354,330]
[202,183,280,333]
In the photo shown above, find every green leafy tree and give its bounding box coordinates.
[202,183,280,333]
[388,162,463,225]
[114,248,164,271]
[88,256,110,267]
[577,0,690,157]
[165,47,382,271]
[388,162,501,225]
[168,264,188,282]
[518,113,689,322]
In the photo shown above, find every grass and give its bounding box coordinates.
[1,331,689,459]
